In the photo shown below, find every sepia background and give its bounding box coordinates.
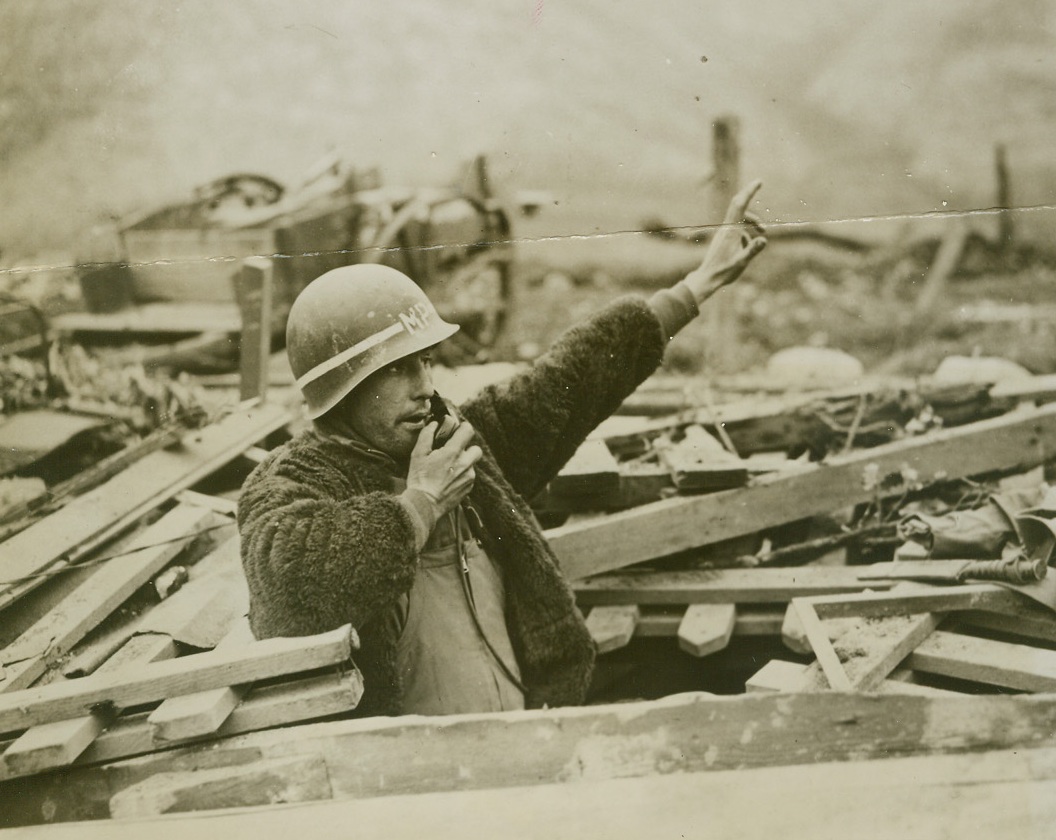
[2,1,1056,376]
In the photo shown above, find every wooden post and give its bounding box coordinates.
[708,116,740,372]
[237,257,274,403]
[995,144,1014,252]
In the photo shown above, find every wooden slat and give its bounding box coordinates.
[677,603,736,657]
[10,692,1056,824]
[549,439,619,498]
[575,567,896,606]
[635,605,784,639]
[584,605,639,653]
[1,712,113,778]
[147,621,256,744]
[14,747,1056,840]
[804,584,1021,621]
[955,600,1056,644]
[746,659,960,697]
[793,599,853,690]
[0,625,353,733]
[656,425,748,492]
[788,585,1021,692]
[0,504,217,693]
[794,612,946,692]
[3,620,182,777]
[0,669,364,782]
[0,402,290,609]
[548,401,1056,579]
[909,631,1056,692]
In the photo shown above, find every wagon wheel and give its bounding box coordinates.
[364,200,515,356]
[429,247,513,355]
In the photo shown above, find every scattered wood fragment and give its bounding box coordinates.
[549,439,620,498]
[146,620,255,744]
[0,504,218,693]
[3,611,183,777]
[0,669,365,783]
[574,567,896,607]
[788,584,1022,691]
[655,425,747,492]
[11,692,1056,826]
[550,401,1056,579]
[585,605,639,654]
[677,603,736,657]
[745,659,956,697]
[794,612,945,692]
[0,402,290,610]
[908,631,1056,692]
[0,624,354,733]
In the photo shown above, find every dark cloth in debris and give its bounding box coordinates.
[898,485,1056,563]
[238,292,693,717]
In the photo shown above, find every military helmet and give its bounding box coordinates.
[286,264,459,419]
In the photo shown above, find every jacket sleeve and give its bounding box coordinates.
[460,295,667,501]
[238,449,419,639]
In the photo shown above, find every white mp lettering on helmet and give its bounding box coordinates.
[286,264,459,419]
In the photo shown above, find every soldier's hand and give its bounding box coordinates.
[407,420,482,515]
[683,179,767,304]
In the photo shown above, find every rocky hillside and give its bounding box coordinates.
[1,0,1054,261]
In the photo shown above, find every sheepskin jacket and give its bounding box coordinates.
[238,295,670,717]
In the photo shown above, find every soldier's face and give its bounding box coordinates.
[341,350,435,462]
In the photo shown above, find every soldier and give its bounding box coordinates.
[238,182,767,717]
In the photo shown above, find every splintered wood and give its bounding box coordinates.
[0,402,365,786]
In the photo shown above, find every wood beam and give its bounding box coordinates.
[0,625,353,733]
[0,402,291,609]
[548,401,1056,579]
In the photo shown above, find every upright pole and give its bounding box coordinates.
[995,144,1014,253]
[237,257,274,403]
[708,116,741,372]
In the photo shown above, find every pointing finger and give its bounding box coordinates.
[726,179,763,224]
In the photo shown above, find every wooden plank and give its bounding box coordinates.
[0,625,353,733]
[788,585,1022,693]
[746,659,959,697]
[636,605,784,638]
[656,425,748,492]
[10,691,1056,825]
[147,621,256,744]
[52,302,243,335]
[236,257,274,403]
[677,603,736,657]
[574,567,896,606]
[13,747,1056,840]
[794,613,946,692]
[549,439,619,498]
[12,747,1056,840]
[0,402,291,609]
[584,605,639,654]
[793,599,853,690]
[547,401,1056,579]
[109,755,331,818]
[2,619,182,777]
[1,712,113,778]
[0,669,365,783]
[745,659,810,693]
[909,631,1056,692]
[98,633,180,673]
[0,504,217,693]
[955,599,1056,645]
[804,584,1021,621]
